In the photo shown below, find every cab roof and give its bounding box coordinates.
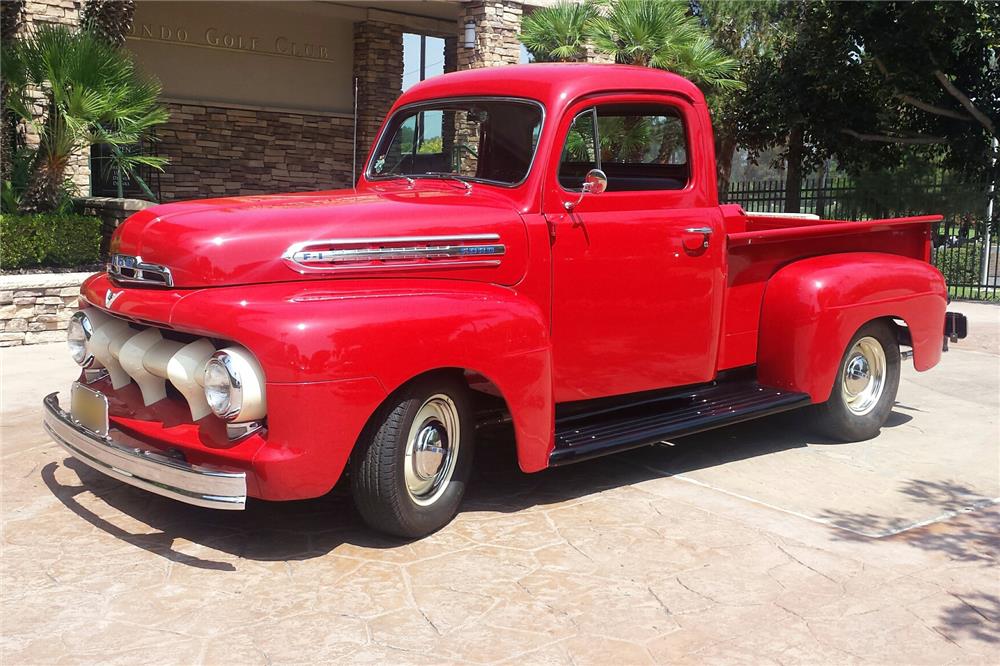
[396,63,707,114]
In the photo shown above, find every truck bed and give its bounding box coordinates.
[717,205,942,370]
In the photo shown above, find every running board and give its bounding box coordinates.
[550,380,811,466]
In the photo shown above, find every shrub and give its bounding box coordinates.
[0,213,102,269]
[933,245,980,288]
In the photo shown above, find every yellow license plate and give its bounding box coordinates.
[70,382,109,437]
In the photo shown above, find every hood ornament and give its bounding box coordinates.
[105,289,123,308]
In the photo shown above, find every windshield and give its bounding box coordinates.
[367,99,543,186]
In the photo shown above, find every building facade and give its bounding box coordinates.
[16,0,546,202]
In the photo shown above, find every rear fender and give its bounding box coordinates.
[756,253,946,402]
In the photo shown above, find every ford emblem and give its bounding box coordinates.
[105,289,123,308]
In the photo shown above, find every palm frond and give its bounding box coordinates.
[4,23,169,210]
[519,1,600,62]
[586,0,740,92]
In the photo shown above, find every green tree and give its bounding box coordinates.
[2,23,169,212]
[698,0,783,192]
[417,136,443,154]
[827,1,997,178]
[721,1,998,211]
[519,0,600,62]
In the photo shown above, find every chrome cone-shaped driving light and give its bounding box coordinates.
[67,311,94,367]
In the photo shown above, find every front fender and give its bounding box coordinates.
[757,253,946,402]
[166,278,554,473]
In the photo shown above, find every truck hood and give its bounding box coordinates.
[111,185,530,288]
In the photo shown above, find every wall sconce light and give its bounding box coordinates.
[463,20,476,49]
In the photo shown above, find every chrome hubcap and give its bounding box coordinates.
[404,395,460,506]
[841,336,887,416]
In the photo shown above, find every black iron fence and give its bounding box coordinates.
[725,175,999,301]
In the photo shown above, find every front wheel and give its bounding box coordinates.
[813,320,901,442]
[351,375,474,538]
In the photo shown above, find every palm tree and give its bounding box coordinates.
[588,0,743,91]
[519,1,600,63]
[2,23,168,211]
[1,0,26,190]
[82,0,136,47]
[699,0,783,191]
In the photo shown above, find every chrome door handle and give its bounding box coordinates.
[684,227,713,249]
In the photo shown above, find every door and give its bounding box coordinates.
[545,96,725,402]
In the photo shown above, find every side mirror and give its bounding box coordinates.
[583,168,608,195]
[565,168,608,211]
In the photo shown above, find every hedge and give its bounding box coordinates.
[0,213,102,270]
[933,245,980,288]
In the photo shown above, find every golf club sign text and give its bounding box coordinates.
[127,22,332,62]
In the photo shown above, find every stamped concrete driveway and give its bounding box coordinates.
[2,302,998,665]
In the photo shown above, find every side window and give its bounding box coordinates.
[558,109,598,190]
[558,103,690,193]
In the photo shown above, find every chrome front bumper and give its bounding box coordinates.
[42,392,247,510]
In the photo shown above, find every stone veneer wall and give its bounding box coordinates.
[155,102,356,200]
[458,1,524,70]
[22,0,79,27]
[0,272,89,346]
[353,19,404,169]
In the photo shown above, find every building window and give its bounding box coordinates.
[90,141,162,200]
[402,33,445,91]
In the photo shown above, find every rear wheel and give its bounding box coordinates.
[813,320,900,442]
[351,375,474,538]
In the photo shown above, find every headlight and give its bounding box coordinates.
[204,357,238,419]
[203,347,266,422]
[67,311,94,367]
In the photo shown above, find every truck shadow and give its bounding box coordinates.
[42,407,913,570]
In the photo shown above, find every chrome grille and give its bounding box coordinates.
[108,254,174,287]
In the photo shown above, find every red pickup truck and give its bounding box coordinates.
[44,64,967,537]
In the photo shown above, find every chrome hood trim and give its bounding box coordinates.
[282,234,507,274]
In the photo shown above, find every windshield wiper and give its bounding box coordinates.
[413,172,473,191]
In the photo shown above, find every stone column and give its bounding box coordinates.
[444,35,458,74]
[22,0,81,28]
[353,19,404,179]
[457,1,523,71]
[452,1,523,174]
[585,44,617,64]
